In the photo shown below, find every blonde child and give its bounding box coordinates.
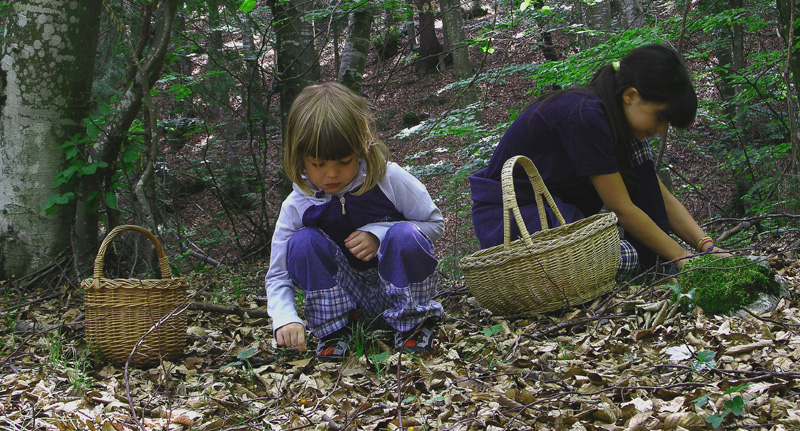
[265,83,444,359]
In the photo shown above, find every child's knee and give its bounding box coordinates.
[288,228,337,258]
[287,228,340,282]
[382,222,433,255]
[379,223,437,286]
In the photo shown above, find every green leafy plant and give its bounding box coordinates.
[558,342,575,360]
[394,103,487,142]
[222,347,259,380]
[239,0,256,13]
[42,133,108,215]
[2,284,21,332]
[350,321,370,358]
[695,383,752,429]
[43,113,145,216]
[369,350,391,379]
[348,317,392,359]
[678,255,778,315]
[479,324,503,338]
[0,2,9,34]
[206,268,251,304]
[665,282,696,312]
[692,349,717,372]
[43,328,94,394]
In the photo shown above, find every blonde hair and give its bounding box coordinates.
[284,82,390,196]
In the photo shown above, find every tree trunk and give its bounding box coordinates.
[333,13,342,78]
[0,0,102,280]
[612,0,644,29]
[241,16,270,131]
[777,0,800,172]
[338,3,373,94]
[172,11,195,118]
[534,0,558,62]
[404,0,417,53]
[415,0,443,76]
[711,0,744,128]
[579,0,612,49]
[439,0,478,107]
[579,0,643,49]
[269,0,321,127]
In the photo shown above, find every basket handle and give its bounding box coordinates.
[92,225,172,279]
[501,155,567,247]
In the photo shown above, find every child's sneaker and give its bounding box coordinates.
[315,327,353,361]
[394,319,438,354]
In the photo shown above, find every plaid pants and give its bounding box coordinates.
[619,239,639,274]
[287,223,443,339]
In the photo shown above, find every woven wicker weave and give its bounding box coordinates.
[460,156,621,316]
[82,225,188,367]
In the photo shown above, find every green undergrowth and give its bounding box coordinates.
[677,255,778,315]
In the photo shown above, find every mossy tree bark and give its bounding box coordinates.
[0,0,102,280]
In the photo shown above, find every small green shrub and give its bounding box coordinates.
[678,255,777,315]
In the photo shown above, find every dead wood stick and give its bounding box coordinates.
[520,314,631,340]
[716,221,754,243]
[189,301,269,318]
[743,308,800,328]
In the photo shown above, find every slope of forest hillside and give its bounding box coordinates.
[2,1,800,430]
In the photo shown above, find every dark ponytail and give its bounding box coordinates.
[589,44,697,185]
[531,44,696,187]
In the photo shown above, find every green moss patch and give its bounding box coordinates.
[677,255,778,315]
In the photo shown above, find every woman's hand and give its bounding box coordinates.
[678,246,734,270]
[706,245,732,258]
[345,230,379,261]
[275,322,306,352]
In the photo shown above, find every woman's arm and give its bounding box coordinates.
[658,177,706,247]
[658,177,727,255]
[590,172,692,267]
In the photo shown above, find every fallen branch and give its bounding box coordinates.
[188,302,269,319]
[743,308,800,329]
[520,314,631,340]
[717,221,755,243]
[183,249,222,267]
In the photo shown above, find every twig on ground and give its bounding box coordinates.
[189,301,269,318]
[743,308,800,329]
[520,314,631,340]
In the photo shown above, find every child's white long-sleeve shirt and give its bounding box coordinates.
[265,161,444,334]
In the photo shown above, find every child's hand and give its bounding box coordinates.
[344,230,379,261]
[275,322,306,352]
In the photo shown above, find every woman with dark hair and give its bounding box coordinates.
[469,44,726,272]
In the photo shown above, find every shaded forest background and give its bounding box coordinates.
[1,0,799,285]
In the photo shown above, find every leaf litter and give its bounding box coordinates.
[1,254,800,430]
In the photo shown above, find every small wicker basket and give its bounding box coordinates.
[460,156,621,316]
[82,225,188,367]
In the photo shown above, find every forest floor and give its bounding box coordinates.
[2,7,800,431]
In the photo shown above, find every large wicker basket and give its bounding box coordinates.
[82,225,188,367]
[460,156,621,316]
